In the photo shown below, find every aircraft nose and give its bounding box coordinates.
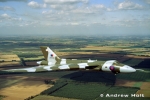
[120,65,136,73]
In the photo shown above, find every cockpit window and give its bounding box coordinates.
[113,61,124,66]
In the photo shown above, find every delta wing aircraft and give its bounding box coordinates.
[3,46,136,74]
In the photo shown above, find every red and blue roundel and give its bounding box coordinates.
[109,66,115,71]
[51,54,53,57]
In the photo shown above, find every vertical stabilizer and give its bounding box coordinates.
[40,46,60,63]
[40,46,48,61]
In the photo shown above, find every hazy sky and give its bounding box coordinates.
[0,0,150,36]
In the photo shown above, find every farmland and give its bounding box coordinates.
[32,95,79,100]
[0,36,150,100]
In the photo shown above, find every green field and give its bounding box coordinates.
[117,69,150,82]
[133,82,143,88]
[39,80,141,100]
[0,79,21,89]
[123,59,143,66]
[0,95,5,100]
[50,83,111,100]
[32,95,79,100]
[0,36,150,100]
[37,69,150,100]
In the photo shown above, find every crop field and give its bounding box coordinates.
[122,59,143,67]
[50,83,111,100]
[36,69,150,99]
[115,79,150,97]
[39,76,144,100]
[0,95,5,100]
[0,62,21,68]
[32,95,79,100]
[0,36,150,100]
[0,54,21,68]
[115,79,137,87]
[0,81,51,100]
[117,69,150,82]
[136,82,150,97]
[0,75,53,100]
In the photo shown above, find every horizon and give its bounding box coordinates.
[1,34,150,37]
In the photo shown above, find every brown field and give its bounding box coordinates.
[0,75,56,81]
[115,79,150,97]
[0,75,26,81]
[25,61,38,66]
[140,82,150,90]
[0,75,53,100]
[70,52,93,54]
[126,55,150,59]
[115,79,137,87]
[65,53,124,58]
[136,82,150,97]
[0,54,21,68]
[0,62,21,67]
[56,52,93,57]
[80,46,150,59]
[0,55,19,58]
[32,95,80,100]
[80,46,121,51]
[136,90,150,97]
[56,52,72,56]
[0,54,20,62]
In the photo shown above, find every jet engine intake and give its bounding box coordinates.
[109,65,120,74]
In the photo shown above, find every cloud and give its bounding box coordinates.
[91,4,108,11]
[70,22,79,25]
[44,3,107,15]
[0,6,15,11]
[117,1,143,10]
[43,0,89,11]
[40,2,111,27]
[28,1,47,8]
[44,0,88,4]
[0,0,27,2]
[0,13,22,24]
[1,13,11,19]
[71,4,107,14]
[41,0,109,22]
[93,4,105,9]
[49,4,76,11]
[144,0,150,4]
[110,18,150,28]
[28,1,40,8]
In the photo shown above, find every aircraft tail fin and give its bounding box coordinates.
[40,46,60,62]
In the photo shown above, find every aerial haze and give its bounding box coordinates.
[0,0,150,36]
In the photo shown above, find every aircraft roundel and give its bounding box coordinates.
[109,66,115,71]
[51,54,53,57]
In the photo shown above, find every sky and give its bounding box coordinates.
[0,0,150,36]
